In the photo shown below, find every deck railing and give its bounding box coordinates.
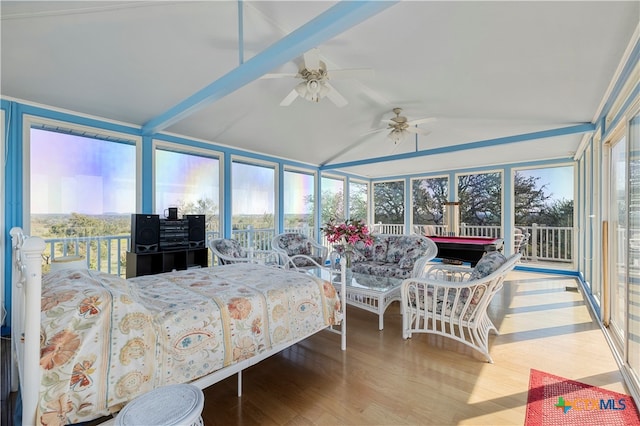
[41,222,573,276]
[42,226,314,276]
[379,223,574,264]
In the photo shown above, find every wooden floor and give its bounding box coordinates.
[198,270,629,425]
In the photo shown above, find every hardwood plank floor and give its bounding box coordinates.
[199,270,629,425]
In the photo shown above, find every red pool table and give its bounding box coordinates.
[428,236,504,266]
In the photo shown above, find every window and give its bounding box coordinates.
[514,165,574,262]
[231,159,276,249]
[29,127,136,236]
[457,171,502,237]
[349,180,368,222]
[28,123,137,275]
[154,144,220,234]
[321,175,345,224]
[412,176,448,230]
[373,180,404,228]
[283,169,315,233]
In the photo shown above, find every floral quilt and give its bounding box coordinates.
[37,264,341,425]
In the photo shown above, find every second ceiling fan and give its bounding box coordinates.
[262,48,373,107]
[368,107,436,144]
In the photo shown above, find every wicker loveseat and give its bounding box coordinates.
[341,234,438,279]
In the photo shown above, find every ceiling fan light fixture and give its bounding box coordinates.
[388,129,404,144]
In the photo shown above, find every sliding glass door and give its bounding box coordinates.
[628,112,640,383]
[607,131,627,348]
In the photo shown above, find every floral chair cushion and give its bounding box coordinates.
[396,236,432,270]
[213,239,247,264]
[277,233,311,256]
[332,244,367,263]
[470,251,507,280]
[462,251,508,304]
[370,235,390,263]
[408,286,484,321]
[291,255,324,268]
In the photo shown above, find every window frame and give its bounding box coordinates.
[22,115,142,234]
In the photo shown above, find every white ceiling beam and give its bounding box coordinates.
[142,1,398,135]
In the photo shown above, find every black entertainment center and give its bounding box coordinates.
[126,213,208,278]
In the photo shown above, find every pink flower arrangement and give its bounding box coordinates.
[323,218,373,247]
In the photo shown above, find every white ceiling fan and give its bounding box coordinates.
[365,107,436,144]
[262,48,373,108]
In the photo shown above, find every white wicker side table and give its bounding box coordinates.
[115,384,204,426]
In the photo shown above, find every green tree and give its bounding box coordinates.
[320,190,345,224]
[458,173,502,225]
[413,177,447,224]
[374,181,404,224]
[514,172,552,225]
[179,197,219,231]
[349,183,368,221]
[539,199,574,227]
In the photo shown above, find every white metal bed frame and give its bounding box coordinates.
[10,227,346,425]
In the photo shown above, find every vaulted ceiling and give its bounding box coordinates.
[2,1,638,178]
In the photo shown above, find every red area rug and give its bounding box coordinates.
[525,369,640,425]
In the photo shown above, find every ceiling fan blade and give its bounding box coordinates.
[279,89,299,106]
[261,72,298,79]
[303,48,321,70]
[407,117,436,126]
[405,127,432,135]
[328,68,375,80]
[360,127,387,137]
[324,82,348,107]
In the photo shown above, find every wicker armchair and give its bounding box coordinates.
[401,252,521,363]
[271,233,328,269]
[208,237,284,267]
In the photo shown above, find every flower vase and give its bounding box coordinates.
[344,250,353,283]
[344,266,353,283]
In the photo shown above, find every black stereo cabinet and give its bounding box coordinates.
[127,213,208,278]
[126,248,208,278]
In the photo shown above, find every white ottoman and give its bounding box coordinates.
[115,384,204,426]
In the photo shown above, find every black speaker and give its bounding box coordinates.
[186,215,206,248]
[131,214,160,253]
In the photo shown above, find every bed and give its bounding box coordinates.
[10,227,346,425]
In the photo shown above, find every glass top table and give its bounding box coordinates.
[308,267,404,330]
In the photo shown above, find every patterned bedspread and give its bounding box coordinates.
[37,264,341,425]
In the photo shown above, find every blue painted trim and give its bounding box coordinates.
[4,101,24,329]
[597,37,640,126]
[14,103,140,136]
[321,123,595,171]
[141,136,153,213]
[603,84,640,139]
[223,152,232,238]
[371,157,577,183]
[514,264,579,276]
[142,1,398,135]
[577,272,601,319]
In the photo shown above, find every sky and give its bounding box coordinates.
[30,129,574,216]
[519,166,574,202]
